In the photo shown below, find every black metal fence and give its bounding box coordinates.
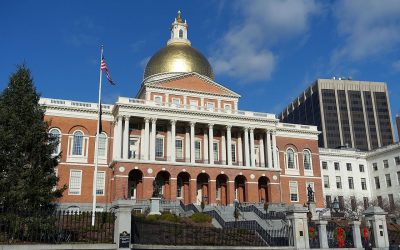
[0,208,115,244]
[308,221,320,248]
[131,216,268,246]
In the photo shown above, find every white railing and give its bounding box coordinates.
[40,98,113,111]
[118,97,276,119]
[277,122,318,132]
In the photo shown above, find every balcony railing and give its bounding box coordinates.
[39,98,113,111]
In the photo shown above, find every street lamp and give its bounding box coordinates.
[332,197,340,213]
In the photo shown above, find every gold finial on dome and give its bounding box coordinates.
[176,10,183,23]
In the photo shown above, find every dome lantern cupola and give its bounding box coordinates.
[167,10,191,46]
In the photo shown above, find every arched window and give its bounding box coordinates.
[176,176,183,198]
[303,150,312,170]
[97,133,107,157]
[72,131,83,155]
[287,148,295,169]
[179,29,183,38]
[49,128,61,155]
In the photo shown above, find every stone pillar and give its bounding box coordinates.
[150,118,157,161]
[226,126,232,166]
[208,124,214,164]
[190,122,195,164]
[249,128,256,167]
[259,134,265,167]
[266,130,272,168]
[349,220,363,249]
[113,200,134,248]
[271,131,278,168]
[170,120,176,162]
[122,116,130,159]
[363,206,389,249]
[315,220,328,249]
[221,130,226,165]
[143,118,150,160]
[286,204,310,249]
[238,132,243,166]
[185,126,190,162]
[115,116,123,160]
[112,120,118,160]
[204,129,209,163]
[244,128,250,167]
[149,197,162,215]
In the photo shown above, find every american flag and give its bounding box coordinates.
[100,56,116,85]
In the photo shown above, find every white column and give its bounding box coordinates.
[244,128,250,167]
[167,123,171,160]
[190,122,195,163]
[266,130,272,168]
[185,126,190,162]
[112,120,118,160]
[170,120,176,162]
[204,129,209,163]
[115,116,123,160]
[208,124,214,165]
[144,118,150,160]
[249,128,255,167]
[150,118,157,161]
[226,126,232,166]
[259,134,265,168]
[221,129,226,165]
[272,130,278,168]
[140,123,145,160]
[122,116,130,159]
[238,131,243,166]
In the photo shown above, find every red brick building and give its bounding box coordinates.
[41,12,324,211]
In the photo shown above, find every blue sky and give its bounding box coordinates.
[1,0,399,139]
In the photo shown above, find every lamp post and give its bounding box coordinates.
[332,197,340,213]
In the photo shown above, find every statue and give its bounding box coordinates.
[307,184,314,202]
[152,180,160,198]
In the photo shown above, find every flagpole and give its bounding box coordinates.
[92,45,104,226]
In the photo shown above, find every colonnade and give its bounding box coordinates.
[113,116,279,168]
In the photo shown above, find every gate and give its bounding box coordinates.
[308,221,320,248]
[326,220,354,248]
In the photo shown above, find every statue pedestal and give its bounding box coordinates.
[307,201,318,220]
[149,197,161,215]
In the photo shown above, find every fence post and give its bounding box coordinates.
[286,204,310,249]
[349,220,362,248]
[363,206,389,249]
[315,220,329,249]
[113,200,134,249]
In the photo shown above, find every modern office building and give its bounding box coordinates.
[279,79,395,151]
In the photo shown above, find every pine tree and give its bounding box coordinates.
[0,65,65,213]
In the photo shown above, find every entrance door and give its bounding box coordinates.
[129,138,139,159]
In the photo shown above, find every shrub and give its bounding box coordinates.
[190,213,212,223]
[146,214,160,221]
[160,212,180,222]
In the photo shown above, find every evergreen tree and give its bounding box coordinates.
[0,65,65,212]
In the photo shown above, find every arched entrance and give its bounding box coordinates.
[128,169,143,200]
[234,175,247,203]
[216,174,228,206]
[177,172,190,204]
[196,173,210,205]
[258,176,269,203]
[155,171,171,200]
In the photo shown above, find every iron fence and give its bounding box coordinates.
[0,207,115,244]
[308,221,320,248]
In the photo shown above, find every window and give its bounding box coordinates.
[350,196,357,211]
[334,162,340,171]
[397,171,400,185]
[375,176,380,189]
[361,178,367,190]
[69,170,82,195]
[303,150,311,170]
[129,138,139,159]
[49,128,61,155]
[377,196,383,208]
[363,197,369,209]
[338,196,344,210]
[97,133,107,158]
[179,29,183,38]
[171,98,181,107]
[155,137,164,158]
[286,149,295,169]
[395,156,400,166]
[322,161,328,170]
[336,176,342,189]
[386,174,392,187]
[154,95,162,105]
[195,140,201,160]
[213,142,219,161]
[373,163,378,171]
[189,100,198,110]
[289,181,298,202]
[175,139,183,159]
[348,177,354,189]
[383,160,389,168]
[96,171,105,195]
[72,131,84,155]
[346,163,352,171]
[359,164,365,172]
[231,144,237,163]
[389,194,395,209]
[323,175,330,188]
[224,104,231,111]
[207,102,215,111]
[326,195,332,208]
[177,177,183,198]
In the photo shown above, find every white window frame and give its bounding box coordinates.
[207,102,215,111]
[171,97,181,108]
[303,149,313,176]
[155,136,164,158]
[154,95,162,105]
[49,128,61,156]
[129,136,140,160]
[289,181,298,202]
[285,147,299,175]
[348,177,354,189]
[189,100,198,110]
[336,176,342,189]
[69,170,82,195]
[96,171,106,196]
[231,143,237,163]
[224,104,232,112]
[213,141,219,162]
[175,138,184,160]
[97,133,108,164]
[323,175,330,188]
[67,130,88,163]
[361,178,367,190]
[195,139,202,160]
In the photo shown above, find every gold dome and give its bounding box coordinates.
[144,43,214,80]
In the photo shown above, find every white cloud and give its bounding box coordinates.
[331,0,400,63]
[210,0,320,83]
